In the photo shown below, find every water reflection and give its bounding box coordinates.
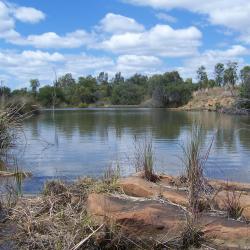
[21,109,250,193]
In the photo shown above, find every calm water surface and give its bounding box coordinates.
[19,109,250,193]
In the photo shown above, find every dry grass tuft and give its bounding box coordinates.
[133,137,159,183]
[223,186,244,220]
[8,179,154,250]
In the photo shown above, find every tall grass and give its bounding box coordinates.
[133,137,159,182]
[223,185,244,219]
[182,125,213,216]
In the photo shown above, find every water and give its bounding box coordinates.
[18,108,250,193]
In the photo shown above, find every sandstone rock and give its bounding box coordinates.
[87,193,250,249]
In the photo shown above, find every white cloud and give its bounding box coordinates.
[123,0,250,43]
[156,12,177,23]
[0,50,115,87]
[0,1,15,32]
[12,30,92,49]
[98,13,145,34]
[98,24,201,57]
[13,6,45,23]
[116,55,162,75]
[178,45,249,79]
[0,1,45,42]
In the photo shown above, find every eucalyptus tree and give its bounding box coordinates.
[214,63,225,86]
[224,62,238,87]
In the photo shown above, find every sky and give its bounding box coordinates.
[1,0,250,89]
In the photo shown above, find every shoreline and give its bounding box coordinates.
[1,173,250,249]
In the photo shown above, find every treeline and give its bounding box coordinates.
[1,61,250,108]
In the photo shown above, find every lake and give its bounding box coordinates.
[18,108,250,193]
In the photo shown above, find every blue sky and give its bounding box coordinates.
[1,0,250,89]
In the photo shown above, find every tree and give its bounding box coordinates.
[30,79,40,95]
[240,66,250,85]
[196,66,208,87]
[97,72,108,85]
[239,66,250,108]
[112,72,124,85]
[111,83,143,105]
[224,62,238,87]
[0,86,11,97]
[214,63,225,86]
[57,73,75,88]
[38,85,65,107]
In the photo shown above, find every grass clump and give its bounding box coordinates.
[133,137,159,183]
[223,186,244,220]
[182,125,213,215]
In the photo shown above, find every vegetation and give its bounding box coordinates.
[223,186,244,219]
[133,137,159,182]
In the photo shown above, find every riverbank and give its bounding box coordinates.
[1,173,250,249]
[179,87,250,115]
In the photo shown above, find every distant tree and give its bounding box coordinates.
[112,72,124,85]
[196,66,208,87]
[162,71,183,84]
[111,83,143,105]
[97,72,108,85]
[12,88,28,96]
[38,85,65,107]
[185,78,193,84]
[0,86,11,97]
[224,62,238,87]
[57,73,75,88]
[207,79,217,88]
[240,66,250,85]
[30,79,40,95]
[214,63,225,86]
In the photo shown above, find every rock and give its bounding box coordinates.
[87,193,250,249]
[119,176,188,206]
[87,193,185,238]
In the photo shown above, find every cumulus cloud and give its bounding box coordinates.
[98,13,145,33]
[12,30,92,49]
[98,24,202,57]
[178,45,250,79]
[13,6,45,23]
[123,0,250,43]
[0,50,115,87]
[116,55,162,75]
[0,1,45,42]
[0,49,166,87]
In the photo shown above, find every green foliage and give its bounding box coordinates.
[196,66,208,87]
[30,79,40,95]
[214,63,225,86]
[111,83,143,105]
[224,61,238,87]
[38,85,65,107]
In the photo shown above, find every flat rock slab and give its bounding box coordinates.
[87,193,186,238]
[119,176,188,206]
[87,193,250,249]
[119,175,250,220]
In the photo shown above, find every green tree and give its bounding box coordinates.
[240,66,250,85]
[196,66,208,87]
[30,79,40,95]
[214,63,225,86]
[38,85,65,107]
[112,72,124,85]
[224,62,238,87]
[57,73,75,88]
[97,72,108,85]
